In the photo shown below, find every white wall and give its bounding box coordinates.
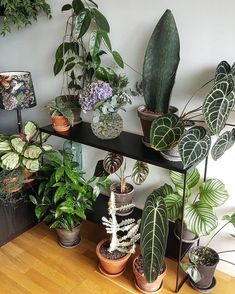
[0,0,235,275]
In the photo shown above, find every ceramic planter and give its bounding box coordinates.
[174,219,199,243]
[189,246,219,290]
[96,238,131,277]
[55,223,82,248]
[110,183,134,216]
[59,95,82,125]
[51,115,70,132]
[133,256,167,293]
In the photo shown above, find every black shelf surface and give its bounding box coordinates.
[87,194,193,261]
[40,122,189,173]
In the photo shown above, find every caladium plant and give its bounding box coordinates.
[0,121,51,172]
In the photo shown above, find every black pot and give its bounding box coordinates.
[174,219,199,243]
[189,246,219,289]
[55,223,82,248]
[0,6,5,16]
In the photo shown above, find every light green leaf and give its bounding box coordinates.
[22,158,40,172]
[170,168,200,189]
[164,193,182,221]
[112,51,124,68]
[55,167,64,182]
[1,152,20,170]
[54,184,66,203]
[24,145,43,159]
[23,121,38,141]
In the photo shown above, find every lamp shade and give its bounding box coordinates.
[0,71,36,110]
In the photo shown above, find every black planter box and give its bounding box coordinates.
[0,185,38,247]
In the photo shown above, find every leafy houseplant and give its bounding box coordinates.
[133,191,169,293]
[103,153,149,215]
[160,168,229,240]
[137,9,180,145]
[0,0,51,36]
[96,191,140,276]
[30,150,111,248]
[182,213,235,291]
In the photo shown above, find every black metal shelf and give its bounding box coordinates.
[40,122,190,173]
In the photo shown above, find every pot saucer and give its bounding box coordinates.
[116,208,134,217]
[134,278,163,294]
[58,237,81,249]
[189,277,216,293]
[98,262,125,277]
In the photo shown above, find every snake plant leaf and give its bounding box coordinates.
[202,77,235,135]
[23,121,38,141]
[0,139,11,152]
[9,136,27,154]
[22,158,40,172]
[131,161,149,185]
[199,178,229,207]
[211,129,235,160]
[0,152,20,170]
[103,153,123,174]
[164,193,182,221]
[178,126,211,169]
[152,184,174,198]
[24,145,43,159]
[184,202,218,236]
[214,60,231,84]
[143,10,180,113]
[170,168,200,189]
[150,113,184,151]
[76,9,91,38]
[140,193,168,283]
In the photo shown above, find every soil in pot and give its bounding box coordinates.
[110,183,134,216]
[133,255,166,293]
[55,223,81,248]
[52,115,70,132]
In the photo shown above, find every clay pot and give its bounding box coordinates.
[133,256,167,293]
[110,183,134,216]
[3,177,22,193]
[52,115,70,132]
[55,223,82,248]
[174,219,199,243]
[137,105,178,147]
[96,239,131,277]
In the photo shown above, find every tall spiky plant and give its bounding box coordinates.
[102,192,140,253]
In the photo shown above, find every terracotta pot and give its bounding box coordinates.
[137,105,178,147]
[110,183,134,216]
[55,223,82,248]
[52,115,70,132]
[22,169,34,184]
[3,177,22,193]
[133,256,167,293]
[96,238,131,276]
[174,219,199,243]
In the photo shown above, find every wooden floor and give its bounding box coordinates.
[0,221,234,294]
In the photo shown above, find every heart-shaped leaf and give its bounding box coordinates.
[178,126,211,168]
[211,129,235,160]
[214,60,231,84]
[199,178,229,207]
[152,184,174,198]
[131,161,149,185]
[203,78,235,135]
[164,193,182,221]
[150,113,184,151]
[103,153,123,174]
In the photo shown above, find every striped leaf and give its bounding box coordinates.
[184,202,218,236]
[0,152,20,170]
[131,161,149,185]
[164,193,182,221]
[152,184,174,198]
[150,113,184,151]
[214,60,231,84]
[211,129,235,160]
[178,126,211,168]
[199,179,229,207]
[23,121,38,141]
[140,192,168,283]
[202,77,235,135]
[10,136,27,154]
[103,153,123,174]
[170,168,200,189]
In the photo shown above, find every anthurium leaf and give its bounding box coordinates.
[112,51,124,68]
[76,9,91,38]
[211,129,235,160]
[72,0,84,14]
[89,31,102,58]
[91,8,110,32]
[131,161,149,185]
[152,184,174,198]
[184,202,218,236]
[164,193,182,221]
[150,113,184,151]
[214,60,231,84]
[170,168,200,189]
[54,59,64,76]
[199,178,229,207]
[202,77,235,135]
[178,126,211,168]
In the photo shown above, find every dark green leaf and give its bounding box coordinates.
[54,59,64,76]
[95,66,109,81]
[214,61,231,84]
[76,9,91,38]
[38,182,46,195]
[72,0,84,14]
[54,184,66,203]
[89,31,102,57]
[91,8,110,32]
[65,62,76,72]
[112,51,124,68]
[211,129,235,160]
[55,167,64,182]
[100,31,112,51]
[65,57,76,65]
[62,4,72,12]
[29,195,38,205]
[65,167,77,184]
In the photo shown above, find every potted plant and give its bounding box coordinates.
[30,150,111,248]
[103,153,149,215]
[181,213,235,291]
[133,191,169,293]
[96,191,140,277]
[160,168,229,241]
[0,0,51,36]
[0,169,24,194]
[137,9,180,146]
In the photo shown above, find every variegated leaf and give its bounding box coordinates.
[152,184,174,198]
[23,121,38,141]
[22,158,40,172]
[164,193,182,221]
[10,135,27,154]
[170,168,200,189]
[131,161,149,185]
[214,60,231,84]
[103,153,123,174]
[140,193,168,283]
[184,202,218,236]
[199,178,229,207]
[0,139,11,152]
[0,152,20,170]
[178,126,211,168]
[94,160,109,177]
[202,78,235,135]
[24,145,43,159]
[211,129,235,160]
[150,113,184,151]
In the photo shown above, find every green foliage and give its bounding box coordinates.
[143,9,180,113]
[0,0,51,36]
[31,150,111,231]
